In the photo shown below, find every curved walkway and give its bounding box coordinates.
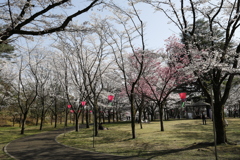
[4,126,145,160]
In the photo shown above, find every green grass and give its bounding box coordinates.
[0,123,66,160]
[57,118,240,160]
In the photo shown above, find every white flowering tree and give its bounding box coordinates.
[0,0,102,43]
[101,0,148,139]
[225,78,240,117]
[14,49,39,134]
[53,21,113,134]
[137,0,240,144]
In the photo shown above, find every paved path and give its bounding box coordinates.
[5,127,145,160]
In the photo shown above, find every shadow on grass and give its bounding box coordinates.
[107,141,239,160]
[142,142,214,159]
[108,142,217,160]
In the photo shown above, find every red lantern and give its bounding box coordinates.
[179,92,186,101]
[81,101,86,106]
[67,105,72,108]
[108,95,114,102]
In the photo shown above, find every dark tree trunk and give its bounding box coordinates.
[139,108,143,129]
[102,112,105,123]
[112,109,115,122]
[75,113,79,132]
[65,111,68,127]
[50,114,53,125]
[130,98,136,139]
[94,111,98,136]
[39,108,45,131]
[35,114,39,126]
[116,110,119,122]
[150,112,154,121]
[86,110,89,128]
[54,114,57,128]
[12,115,16,127]
[21,113,27,134]
[81,111,84,124]
[93,101,98,136]
[214,103,226,144]
[159,103,164,131]
[108,109,111,123]
[19,114,22,127]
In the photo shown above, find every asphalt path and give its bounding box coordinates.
[4,126,145,160]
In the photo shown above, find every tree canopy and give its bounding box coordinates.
[0,0,101,44]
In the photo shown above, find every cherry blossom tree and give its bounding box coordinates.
[34,53,52,131]
[52,33,87,132]
[225,78,240,117]
[101,0,147,139]
[128,36,194,131]
[14,50,39,134]
[0,0,102,43]
[138,0,240,144]
[52,21,113,134]
[0,62,16,109]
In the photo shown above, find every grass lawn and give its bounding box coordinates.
[0,124,66,160]
[57,118,240,160]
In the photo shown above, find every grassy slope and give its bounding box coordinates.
[57,118,240,160]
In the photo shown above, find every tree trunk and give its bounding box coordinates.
[75,113,79,132]
[54,114,57,128]
[12,115,16,127]
[159,103,164,131]
[51,114,53,125]
[108,109,111,123]
[65,111,68,127]
[238,102,240,118]
[116,110,119,122]
[150,112,154,121]
[102,112,105,123]
[81,111,84,124]
[214,103,226,144]
[39,109,44,131]
[86,110,89,128]
[139,109,143,129]
[112,109,115,122]
[130,98,136,139]
[19,114,22,127]
[20,113,27,134]
[93,101,98,136]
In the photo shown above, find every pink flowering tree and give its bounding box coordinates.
[131,36,195,131]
